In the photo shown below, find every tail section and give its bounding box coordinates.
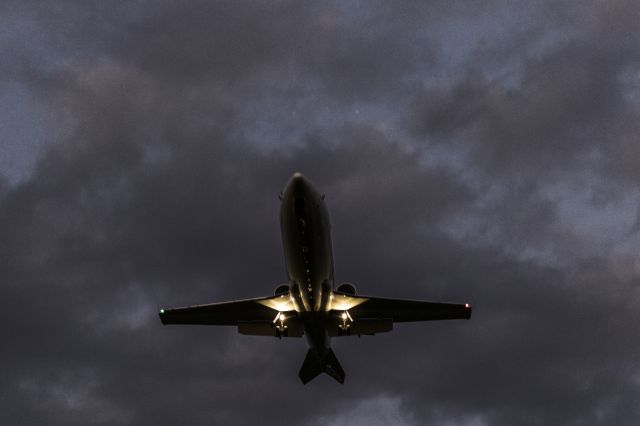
[298,348,345,385]
[299,349,323,384]
[323,348,346,384]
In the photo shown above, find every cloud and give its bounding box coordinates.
[18,369,131,426]
[310,394,418,426]
[1,1,639,425]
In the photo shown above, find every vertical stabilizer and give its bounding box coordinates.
[298,348,345,385]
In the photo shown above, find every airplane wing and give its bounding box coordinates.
[159,293,295,326]
[334,294,472,322]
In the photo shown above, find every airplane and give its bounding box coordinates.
[159,172,472,384]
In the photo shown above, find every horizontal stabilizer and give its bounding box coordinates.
[299,350,323,384]
[298,348,345,385]
[323,348,345,384]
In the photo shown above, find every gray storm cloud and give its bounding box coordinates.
[1,1,639,425]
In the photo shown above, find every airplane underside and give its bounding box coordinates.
[159,173,472,384]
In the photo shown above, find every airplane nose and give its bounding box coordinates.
[291,172,307,185]
[287,172,309,195]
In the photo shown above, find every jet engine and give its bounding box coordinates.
[336,282,357,295]
[274,284,289,295]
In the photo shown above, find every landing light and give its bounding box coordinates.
[341,311,353,322]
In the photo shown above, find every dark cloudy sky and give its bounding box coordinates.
[1,1,639,425]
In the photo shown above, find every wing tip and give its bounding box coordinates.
[159,308,168,325]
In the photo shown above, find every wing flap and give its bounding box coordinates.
[238,318,303,337]
[327,317,393,337]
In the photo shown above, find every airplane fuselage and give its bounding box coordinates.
[280,173,334,357]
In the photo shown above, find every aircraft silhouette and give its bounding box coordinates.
[160,173,472,384]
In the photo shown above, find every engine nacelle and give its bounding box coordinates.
[274,284,289,296]
[336,282,357,295]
